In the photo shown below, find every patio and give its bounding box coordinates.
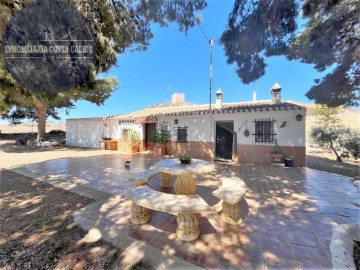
[8,153,360,269]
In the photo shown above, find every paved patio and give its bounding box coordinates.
[7,153,360,269]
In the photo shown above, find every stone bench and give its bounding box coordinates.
[125,185,211,242]
[128,169,172,188]
[212,176,247,225]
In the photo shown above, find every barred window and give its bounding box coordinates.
[175,126,188,143]
[253,119,277,143]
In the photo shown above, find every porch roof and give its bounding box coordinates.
[134,116,157,123]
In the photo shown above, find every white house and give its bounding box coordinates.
[66,83,306,166]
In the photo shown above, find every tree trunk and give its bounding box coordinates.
[330,140,342,162]
[35,101,47,142]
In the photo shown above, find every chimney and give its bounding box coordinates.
[271,82,282,104]
[172,93,185,104]
[215,88,223,109]
[253,91,256,102]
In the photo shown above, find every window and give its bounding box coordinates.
[253,118,277,143]
[175,126,188,143]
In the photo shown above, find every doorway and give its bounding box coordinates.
[215,121,234,160]
[145,123,156,150]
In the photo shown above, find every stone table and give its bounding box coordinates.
[154,158,215,195]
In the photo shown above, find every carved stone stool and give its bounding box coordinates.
[176,213,200,242]
[130,202,151,224]
[160,173,172,188]
[221,200,244,225]
[212,176,247,225]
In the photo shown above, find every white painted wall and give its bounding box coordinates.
[66,118,145,149]
[66,118,103,148]
[105,120,143,140]
[67,108,306,149]
[159,108,306,147]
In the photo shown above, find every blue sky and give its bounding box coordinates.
[3,1,328,123]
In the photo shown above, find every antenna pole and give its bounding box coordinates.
[209,39,213,111]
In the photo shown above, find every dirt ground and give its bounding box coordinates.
[0,170,152,270]
[306,146,359,178]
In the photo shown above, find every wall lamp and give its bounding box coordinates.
[296,114,303,122]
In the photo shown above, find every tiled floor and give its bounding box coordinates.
[13,154,360,269]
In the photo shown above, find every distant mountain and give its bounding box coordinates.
[0,120,62,126]
[289,101,358,116]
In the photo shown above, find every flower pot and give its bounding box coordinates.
[154,146,166,156]
[284,158,294,167]
[132,145,139,153]
[179,159,191,164]
[271,153,283,163]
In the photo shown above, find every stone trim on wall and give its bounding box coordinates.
[167,141,214,160]
[167,141,306,167]
[236,144,306,167]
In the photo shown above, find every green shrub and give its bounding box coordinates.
[150,123,171,146]
[124,129,141,146]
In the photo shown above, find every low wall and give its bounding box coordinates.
[236,145,306,167]
[116,139,144,153]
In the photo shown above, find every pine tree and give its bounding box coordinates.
[0,0,206,140]
[220,0,359,107]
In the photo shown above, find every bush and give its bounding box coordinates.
[311,125,360,161]
[150,123,171,146]
[342,130,360,159]
[124,129,141,146]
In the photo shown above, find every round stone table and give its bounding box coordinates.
[154,158,215,195]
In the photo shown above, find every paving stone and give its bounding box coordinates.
[286,229,320,248]
[6,152,358,269]
[260,224,289,242]
[292,244,332,269]
[261,238,299,268]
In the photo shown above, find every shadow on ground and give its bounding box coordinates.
[0,170,152,270]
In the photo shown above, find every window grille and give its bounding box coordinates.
[175,126,188,143]
[253,118,277,143]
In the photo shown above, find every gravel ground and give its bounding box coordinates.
[0,170,152,270]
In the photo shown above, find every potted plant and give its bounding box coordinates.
[270,147,283,162]
[125,129,141,153]
[151,123,171,155]
[178,154,192,164]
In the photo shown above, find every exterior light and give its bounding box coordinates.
[296,114,303,121]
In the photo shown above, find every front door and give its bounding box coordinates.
[215,121,234,160]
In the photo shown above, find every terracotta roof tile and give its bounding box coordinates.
[110,101,305,120]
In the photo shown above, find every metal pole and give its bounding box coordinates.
[209,39,213,111]
[209,39,214,154]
